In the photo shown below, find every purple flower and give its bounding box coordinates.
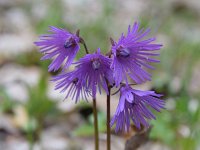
[52,71,89,103]
[110,85,165,132]
[111,22,162,87]
[53,48,113,101]
[34,26,80,72]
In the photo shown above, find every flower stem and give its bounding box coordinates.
[93,98,99,150]
[107,85,111,150]
[80,38,89,54]
[81,37,99,149]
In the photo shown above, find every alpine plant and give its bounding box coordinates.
[35,21,165,132]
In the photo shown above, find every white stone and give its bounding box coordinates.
[62,0,103,25]
[0,64,41,87]
[170,76,181,94]
[178,125,190,138]
[138,141,171,150]
[189,62,200,95]
[188,99,199,113]
[0,34,35,57]
[40,127,68,150]
[165,98,176,110]
[5,82,29,103]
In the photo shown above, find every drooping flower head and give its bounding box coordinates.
[110,85,165,132]
[52,71,90,103]
[53,48,113,102]
[74,48,114,98]
[34,26,80,72]
[111,22,162,87]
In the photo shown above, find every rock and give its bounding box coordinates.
[1,138,30,150]
[165,98,176,111]
[62,0,103,25]
[173,0,200,15]
[0,115,19,137]
[0,0,24,9]
[138,141,171,150]
[5,82,28,103]
[66,134,124,150]
[0,64,41,87]
[30,1,48,21]
[188,98,199,114]
[0,34,35,57]
[125,128,151,150]
[0,64,41,102]
[169,76,181,94]
[0,8,36,57]
[4,8,32,32]
[12,105,29,129]
[110,0,148,37]
[189,62,200,95]
[178,125,190,138]
[40,125,69,150]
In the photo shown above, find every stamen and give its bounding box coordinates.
[118,48,130,57]
[92,60,101,70]
[64,38,75,48]
[73,78,78,84]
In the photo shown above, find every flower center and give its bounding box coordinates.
[117,48,130,57]
[92,60,101,70]
[64,37,76,49]
[72,78,78,84]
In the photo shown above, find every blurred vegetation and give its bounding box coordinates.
[0,0,200,150]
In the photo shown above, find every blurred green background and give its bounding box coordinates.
[0,0,200,150]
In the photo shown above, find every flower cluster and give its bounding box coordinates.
[35,22,164,132]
